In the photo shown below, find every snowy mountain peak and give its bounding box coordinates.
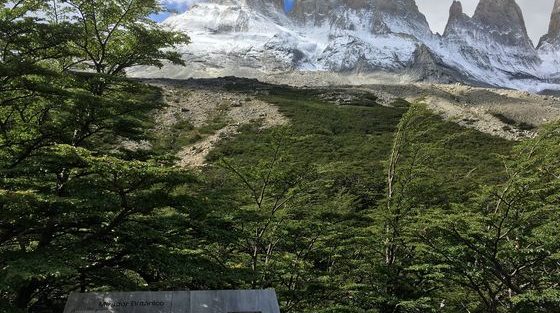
[150,0,560,92]
[286,0,431,37]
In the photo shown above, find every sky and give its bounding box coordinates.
[157,0,556,43]
[417,0,555,43]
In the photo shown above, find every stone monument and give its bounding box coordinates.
[63,289,281,313]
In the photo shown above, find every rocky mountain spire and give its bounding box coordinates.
[441,0,540,84]
[551,0,560,39]
[448,0,463,19]
[539,0,560,47]
[444,1,469,36]
[444,0,534,48]
[472,0,532,47]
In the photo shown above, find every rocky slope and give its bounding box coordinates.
[145,78,287,167]
[140,76,560,147]
[136,0,560,92]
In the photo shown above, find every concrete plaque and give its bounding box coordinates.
[63,289,280,313]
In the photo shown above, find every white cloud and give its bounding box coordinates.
[160,0,205,8]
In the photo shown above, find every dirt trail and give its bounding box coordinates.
[177,126,236,168]
[150,80,287,168]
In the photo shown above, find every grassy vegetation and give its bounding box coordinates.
[97,80,521,312]
[205,84,514,208]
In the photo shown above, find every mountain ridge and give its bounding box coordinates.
[152,0,560,92]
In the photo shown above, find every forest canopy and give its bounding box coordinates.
[1,1,559,313]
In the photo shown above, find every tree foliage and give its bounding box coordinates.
[0,2,192,312]
[1,1,559,313]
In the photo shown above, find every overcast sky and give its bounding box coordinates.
[158,0,556,43]
[416,0,555,43]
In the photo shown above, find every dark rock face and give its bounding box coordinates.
[288,0,343,25]
[370,0,432,36]
[236,0,284,9]
[288,0,379,26]
[444,1,470,36]
[472,0,533,48]
[250,0,283,7]
[246,0,285,17]
[374,0,426,19]
[539,0,560,47]
[407,44,464,83]
[445,0,533,49]
[551,0,560,40]
[448,0,463,19]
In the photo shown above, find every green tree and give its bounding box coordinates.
[365,103,447,313]
[218,134,318,284]
[0,2,197,312]
[215,131,360,313]
[418,122,560,312]
[51,0,189,95]
[1,145,195,311]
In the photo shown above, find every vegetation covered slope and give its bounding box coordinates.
[1,2,560,313]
